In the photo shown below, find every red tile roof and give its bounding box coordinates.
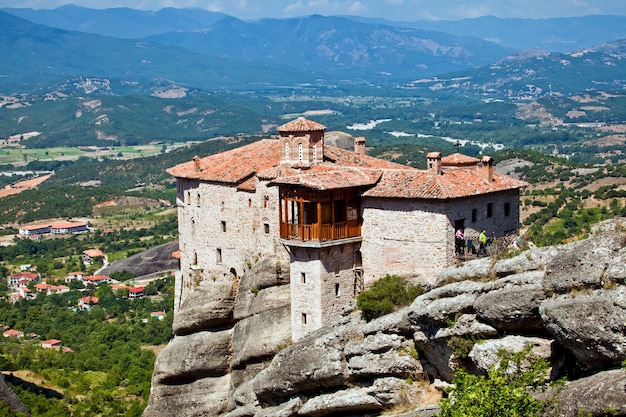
[167,118,528,199]
[83,249,105,258]
[166,139,281,184]
[362,167,527,199]
[51,221,87,229]
[278,117,326,132]
[441,152,480,167]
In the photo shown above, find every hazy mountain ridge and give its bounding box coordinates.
[5,5,626,54]
[143,14,513,80]
[0,11,312,93]
[351,14,626,53]
[408,39,626,98]
[0,5,228,39]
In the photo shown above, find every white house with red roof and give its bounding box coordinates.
[50,221,88,235]
[78,296,99,310]
[3,329,24,338]
[128,286,145,299]
[82,249,106,265]
[167,117,528,340]
[41,339,61,349]
[7,271,40,288]
[81,275,110,285]
[18,224,51,236]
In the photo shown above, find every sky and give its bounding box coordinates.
[0,0,625,21]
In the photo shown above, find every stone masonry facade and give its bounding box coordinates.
[168,117,527,339]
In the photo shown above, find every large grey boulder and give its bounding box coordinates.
[539,369,626,417]
[468,335,564,378]
[234,284,290,321]
[252,312,425,407]
[0,374,30,416]
[231,305,292,368]
[173,279,236,335]
[491,245,559,278]
[473,271,546,332]
[151,329,231,384]
[436,257,493,286]
[540,288,626,369]
[543,232,626,294]
[143,375,231,417]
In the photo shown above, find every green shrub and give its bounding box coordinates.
[437,346,562,417]
[357,274,423,321]
[447,336,477,359]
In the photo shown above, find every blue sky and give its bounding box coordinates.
[1,0,626,21]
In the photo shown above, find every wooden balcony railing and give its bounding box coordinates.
[280,220,361,242]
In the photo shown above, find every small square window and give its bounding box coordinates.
[264,223,270,234]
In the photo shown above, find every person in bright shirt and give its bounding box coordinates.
[477,229,488,257]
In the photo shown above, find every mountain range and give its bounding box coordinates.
[1,6,625,96]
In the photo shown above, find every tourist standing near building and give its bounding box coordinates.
[455,228,465,255]
[478,229,488,257]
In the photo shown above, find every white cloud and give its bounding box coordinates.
[348,1,366,14]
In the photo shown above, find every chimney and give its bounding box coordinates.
[354,136,366,155]
[426,152,442,175]
[481,156,494,182]
[193,155,201,172]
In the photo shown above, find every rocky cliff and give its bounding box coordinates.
[144,219,626,417]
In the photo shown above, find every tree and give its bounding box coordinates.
[356,274,423,321]
[437,347,562,417]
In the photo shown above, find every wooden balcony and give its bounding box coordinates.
[280,219,361,243]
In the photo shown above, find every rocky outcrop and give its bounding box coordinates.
[145,219,626,417]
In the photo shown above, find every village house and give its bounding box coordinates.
[41,339,61,349]
[128,286,145,299]
[167,117,528,340]
[7,271,40,288]
[2,329,24,338]
[65,271,85,283]
[50,221,88,235]
[78,296,99,311]
[18,224,51,237]
[81,274,110,285]
[34,282,70,295]
[82,249,106,265]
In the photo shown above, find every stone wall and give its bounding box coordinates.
[289,242,361,341]
[176,178,286,308]
[360,189,521,285]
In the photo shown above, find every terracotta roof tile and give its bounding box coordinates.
[277,117,326,132]
[270,166,382,190]
[166,139,281,184]
[362,167,528,199]
[167,125,528,200]
[441,152,480,167]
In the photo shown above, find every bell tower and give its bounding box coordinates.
[277,117,326,167]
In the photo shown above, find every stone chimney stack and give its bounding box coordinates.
[426,152,442,175]
[354,137,366,155]
[193,155,201,172]
[481,156,494,182]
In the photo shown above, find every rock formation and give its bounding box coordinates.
[144,219,626,417]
